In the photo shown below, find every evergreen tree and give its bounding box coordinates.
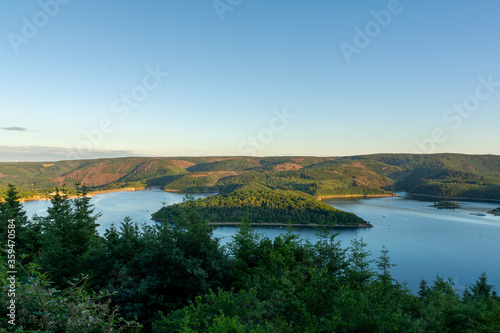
[69,186,101,257]
[0,184,33,257]
[418,278,429,299]
[346,236,374,288]
[470,272,496,300]
[111,196,230,330]
[0,183,28,237]
[38,186,101,286]
[313,227,347,275]
[376,245,396,286]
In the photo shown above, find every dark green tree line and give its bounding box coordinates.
[1,184,499,332]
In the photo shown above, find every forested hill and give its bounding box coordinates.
[152,184,368,227]
[1,153,500,201]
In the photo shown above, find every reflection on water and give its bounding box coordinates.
[23,190,500,294]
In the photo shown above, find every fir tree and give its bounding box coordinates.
[38,186,101,286]
[0,183,28,237]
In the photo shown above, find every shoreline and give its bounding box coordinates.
[154,219,373,228]
[19,187,143,203]
[409,193,500,204]
[317,193,397,200]
[164,189,218,194]
[91,187,143,195]
[207,222,373,228]
[17,187,214,202]
[18,187,500,206]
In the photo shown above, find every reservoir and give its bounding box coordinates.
[23,190,500,293]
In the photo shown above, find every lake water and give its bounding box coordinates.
[23,190,500,294]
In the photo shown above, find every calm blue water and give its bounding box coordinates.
[23,190,209,233]
[23,190,500,293]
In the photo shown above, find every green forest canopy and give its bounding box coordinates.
[1,185,499,332]
[2,153,500,201]
[152,184,368,226]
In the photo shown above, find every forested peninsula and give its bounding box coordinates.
[152,184,370,227]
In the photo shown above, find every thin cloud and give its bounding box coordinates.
[1,127,28,131]
[0,146,136,162]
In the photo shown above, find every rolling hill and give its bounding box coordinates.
[1,154,500,201]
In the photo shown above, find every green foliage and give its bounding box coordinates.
[0,184,30,255]
[376,245,397,286]
[187,158,261,172]
[345,236,375,288]
[488,207,500,215]
[164,174,218,192]
[105,196,231,330]
[153,224,423,332]
[0,261,141,332]
[2,154,500,201]
[36,186,101,287]
[83,216,146,289]
[416,276,500,332]
[0,184,27,224]
[153,188,367,226]
[373,154,500,200]
[3,184,500,332]
[434,201,461,208]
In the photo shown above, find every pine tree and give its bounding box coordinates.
[313,227,347,275]
[70,186,101,256]
[346,236,374,288]
[470,272,495,300]
[0,184,32,257]
[0,184,28,238]
[38,186,101,286]
[376,245,396,286]
[418,278,429,299]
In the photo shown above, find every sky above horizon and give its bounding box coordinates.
[1,0,500,162]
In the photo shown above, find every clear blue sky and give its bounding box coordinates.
[1,0,499,162]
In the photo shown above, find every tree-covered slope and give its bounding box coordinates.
[363,154,500,200]
[152,184,368,226]
[4,185,500,332]
[1,153,500,201]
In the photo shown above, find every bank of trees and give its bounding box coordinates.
[152,188,366,226]
[1,184,500,332]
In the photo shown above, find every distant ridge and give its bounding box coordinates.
[1,153,500,202]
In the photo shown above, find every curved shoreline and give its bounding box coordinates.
[164,189,218,194]
[91,187,144,195]
[153,219,373,228]
[207,222,373,228]
[408,193,500,204]
[317,193,397,200]
[18,187,500,206]
[19,187,143,203]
